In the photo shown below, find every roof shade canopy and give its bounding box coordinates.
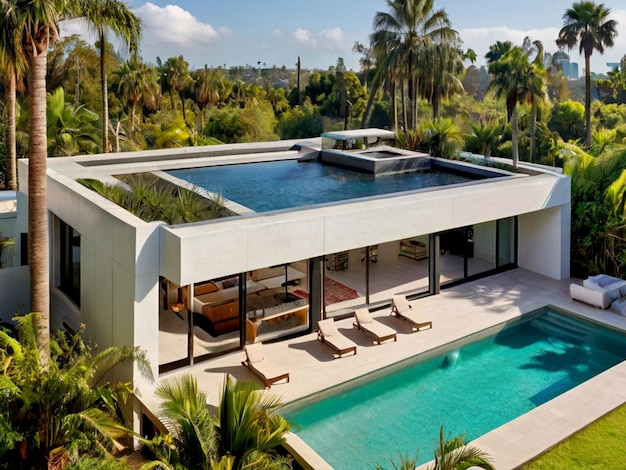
[321,128,396,151]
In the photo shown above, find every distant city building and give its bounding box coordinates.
[558,59,578,79]
[607,62,620,71]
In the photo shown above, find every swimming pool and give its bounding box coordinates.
[167,160,483,212]
[281,307,626,468]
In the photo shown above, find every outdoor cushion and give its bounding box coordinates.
[583,274,626,300]
[569,283,612,309]
[612,296,626,316]
[354,308,373,325]
[245,343,264,363]
[318,318,339,337]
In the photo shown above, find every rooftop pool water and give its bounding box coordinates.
[281,307,626,468]
[167,160,482,212]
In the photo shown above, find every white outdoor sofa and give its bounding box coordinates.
[570,274,626,314]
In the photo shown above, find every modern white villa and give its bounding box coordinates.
[8,129,571,442]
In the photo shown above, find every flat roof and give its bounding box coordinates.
[321,128,395,141]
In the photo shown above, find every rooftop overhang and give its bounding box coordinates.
[161,172,570,285]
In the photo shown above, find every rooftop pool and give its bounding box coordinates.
[167,159,486,213]
[281,307,626,468]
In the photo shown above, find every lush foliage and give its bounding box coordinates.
[142,374,292,470]
[375,425,494,470]
[0,313,153,469]
[561,142,626,277]
[79,174,229,224]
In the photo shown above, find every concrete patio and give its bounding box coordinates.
[151,268,626,469]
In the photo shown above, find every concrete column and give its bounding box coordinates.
[308,256,324,328]
[429,233,440,295]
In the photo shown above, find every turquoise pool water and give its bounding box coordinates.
[167,160,481,212]
[282,308,626,468]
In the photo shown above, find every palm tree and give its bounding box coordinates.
[147,374,291,469]
[428,425,495,470]
[217,375,291,469]
[0,0,76,363]
[74,0,141,153]
[0,3,26,192]
[195,65,224,131]
[487,45,535,168]
[157,55,193,119]
[352,41,373,92]
[557,1,618,148]
[0,313,153,467]
[527,40,547,162]
[370,0,459,130]
[113,58,152,136]
[152,375,218,469]
[468,121,502,158]
[420,42,464,119]
[484,40,513,64]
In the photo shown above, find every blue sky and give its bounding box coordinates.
[64,1,626,74]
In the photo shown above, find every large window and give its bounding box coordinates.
[60,221,80,305]
[159,262,310,372]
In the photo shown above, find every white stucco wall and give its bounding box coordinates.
[518,204,571,280]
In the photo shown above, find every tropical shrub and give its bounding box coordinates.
[464,121,502,157]
[0,313,153,469]
[276,101,324,139]
[376,425,494,470]
[142,374,292,470]
[560,142,626,277]
[548,100,585,142]
[417,118,465,158]
[205,102,279,143]
[17,88,102,157]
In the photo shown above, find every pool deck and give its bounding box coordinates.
[157,268,626,469]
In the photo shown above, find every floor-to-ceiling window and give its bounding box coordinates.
[439,217,518,288]
[159,261,310,372]
[324,237,431,317]
[60,220,80,306]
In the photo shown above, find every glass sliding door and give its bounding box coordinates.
[497,217,517,267]
[246,261,309,343]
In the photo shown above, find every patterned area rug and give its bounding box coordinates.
[293,277,359,305]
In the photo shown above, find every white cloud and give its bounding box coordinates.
[294,28,316,47]
[319,27,345,50]
[137,3,218,47]
[272,28,283,36]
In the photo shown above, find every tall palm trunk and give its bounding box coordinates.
[432,84,441,119]
[99,32,110,153]
[391,79,398,132]
[511,106,519,169]
[28,49,51,364]
[584,53,592,148]
[5,70,17,190]
[401,78,407,131]
[530,103,537,162]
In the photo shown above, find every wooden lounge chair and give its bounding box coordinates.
[317,318,357,357]
[241,343,290,388]
[390,295,433,332]
[353,308,397,344]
